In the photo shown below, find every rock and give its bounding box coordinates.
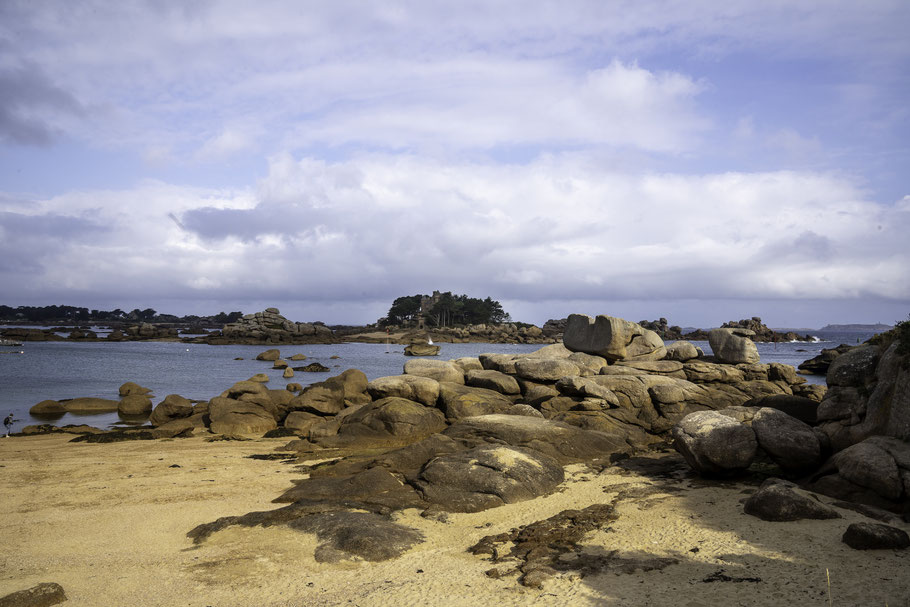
[208,396,277,436]
[289,354,308,361]
[443,414,631,464]
[149,394,194,426]
[665,341,700,362]
[286,383,303,392]
[465,369,521,395]
[288,511,424,562]
[61,397,119,413]
[768,362,803,385]
[566,352,608,375]
[514,358,581,382]
[118,394,152,416]
[751,408,822,472]
[743,478,841,521]
[283,367,294,379]
[368,374,440,407]
[826,345,879,387]
[416,446,565,512]
[615,360,685,378]
[479,353,521,374]
[817,341,910,450]
[283,411,324,434]
[296,362,330,372]
[507,404,545,418]
[248,373,270,382]
[682,361,745,383]
[842,522,910,550]
[437,382,515,420]
[290,382,345,416]
[708,328,760,364]
[554,376,619,405]
[29,400,66,415]
[403,359,465,384]
[828,439,904,501]
[451,357,484,373]
[563,314,666,362]
[272,359,289,369]
[118,381,151,396]
[0,582,68,607]
[798,344,854,375]
[744,394,818,424]
[672,410,758,475]
[403,343,441,356]
[792,383,827,402]
[331,397,446,444]
[256,348,281,361]
[151,418,195,439]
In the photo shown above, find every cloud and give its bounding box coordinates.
[3,153,906,318]
[0,63,86,145]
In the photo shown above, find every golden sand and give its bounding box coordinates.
[1,434,907,606]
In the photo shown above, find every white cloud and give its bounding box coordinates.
[2,154,907,319]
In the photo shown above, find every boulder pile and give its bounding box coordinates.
[195,308,337,345]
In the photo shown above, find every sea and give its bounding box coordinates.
[0,329,880,431]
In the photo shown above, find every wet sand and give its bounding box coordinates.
[1,434,908,606]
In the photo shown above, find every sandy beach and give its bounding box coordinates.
[0,433,907,606]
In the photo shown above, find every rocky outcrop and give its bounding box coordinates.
[638,318,684,341]
[816,341,910,451]
[403,359,465,384]
[403,342,440,356]
[195,308,337,345]
[798,344,855,375]
[708,328,760,364]
[720,317,813,342]
[563,314,666,362]
[672,411,758,475]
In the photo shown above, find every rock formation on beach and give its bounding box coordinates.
[194,308,337,345]
[19,311,909,593]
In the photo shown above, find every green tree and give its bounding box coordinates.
[385,295,424,326]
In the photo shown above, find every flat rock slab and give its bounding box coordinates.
[416,445,564,512]
[842,522,910,550]
[0,582,67,607]
[288,511,424,562]
[743,478,841,522]
[443,414,631,464]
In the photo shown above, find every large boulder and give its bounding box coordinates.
[118,394,153,416]
[437,382,514,421]
[665,341,700,362]
[208,396,277,436]
[332,397,447,444]
[563,314,666,362]
[0,582,68,607]
[672,410,758,475]
[119,381,151,396]
[743,478,841,521]
[442,414,631,463]
[403,359,465,384]
[30,400,67,415]
[403,343,440,356]
[513,358,581,382]
[708,328,760,364]
[368,374,440,407]
[842,522,910,550]
[817,341,910,450]
[751,407,823,472]
[415,446,565,512]
[62,397,120,413]
[149,394,194,426]
[465,369,521,395]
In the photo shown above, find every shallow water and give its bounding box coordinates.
[0,330,877,430]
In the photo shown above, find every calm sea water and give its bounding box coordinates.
[0,330,878,430]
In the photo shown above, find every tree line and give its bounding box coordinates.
[0,305,243,325]
[379,292,510,327]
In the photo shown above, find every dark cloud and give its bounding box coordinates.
[0,63,86,146]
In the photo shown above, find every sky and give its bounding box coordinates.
[1,1,908,329]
